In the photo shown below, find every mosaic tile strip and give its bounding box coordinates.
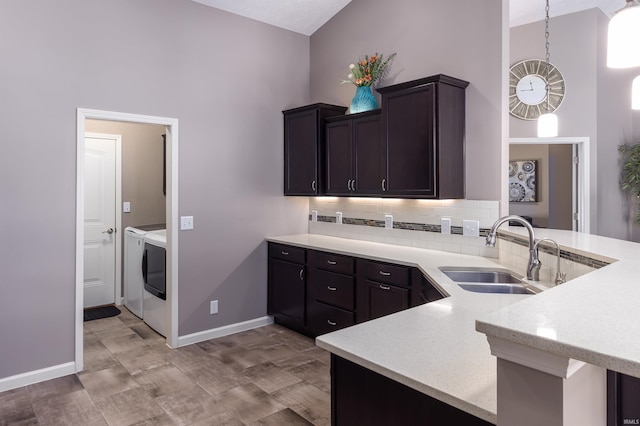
[309,215,490,237]
[497,233,611,269]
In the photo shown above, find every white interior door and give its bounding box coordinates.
[84,136,116,307]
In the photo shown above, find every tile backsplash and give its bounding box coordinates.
[307,197,613,285]
[308,198,500,257]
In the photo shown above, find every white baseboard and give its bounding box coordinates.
[177,316,274,347]
[0,362,76,392]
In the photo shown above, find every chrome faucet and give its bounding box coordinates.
[486,215,541,281]
[533,238,567,285]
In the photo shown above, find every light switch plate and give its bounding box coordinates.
[336,212,343,225]
[180,216,194,230]
[463,219,480,237]
[311,210,318,222]
[385,214,393,229]
[123,202,131,213]
[441,218,451,234]
[210,300,218,315]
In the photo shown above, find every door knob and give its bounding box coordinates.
[102,228,114,234]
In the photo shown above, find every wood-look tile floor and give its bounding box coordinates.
[0,309,331,425]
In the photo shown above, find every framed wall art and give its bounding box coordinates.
[509,160,537,202]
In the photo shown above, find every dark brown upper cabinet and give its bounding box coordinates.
[378,74,469,199]
[283,103,347,196]
[325,110,383,196]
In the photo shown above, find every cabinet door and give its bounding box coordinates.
[383,83,436,197]
[268,258,306,327]
[284,109,318,195]
[353,115,384,195]
[326,120,353,195]
[365,280,409,320]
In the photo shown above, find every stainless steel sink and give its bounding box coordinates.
[438,267,540,295]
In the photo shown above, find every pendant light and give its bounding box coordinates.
[607,0,640,69]
[538,0,558,138]
[632,76,640,109]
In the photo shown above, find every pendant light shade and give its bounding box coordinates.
[632,76,640,110]
[538,112,558,137]
[607,0,640,68]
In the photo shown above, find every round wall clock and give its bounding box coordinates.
[509,59,565,120]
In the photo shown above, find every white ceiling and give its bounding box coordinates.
[192,0,626,35]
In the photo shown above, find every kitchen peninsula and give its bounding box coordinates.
[267,228,640,425]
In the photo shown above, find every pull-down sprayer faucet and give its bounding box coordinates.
[486,215,541,281]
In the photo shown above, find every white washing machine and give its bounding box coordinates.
[143,229,167,337]
[124,227,147,318]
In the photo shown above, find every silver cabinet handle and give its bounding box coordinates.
[379,271,391,276]
[327,286,337,291]
[102,228,114,234]
[327,260,337,265]
[281,251,289,255]
[311,180,316,191]
[380,284,391,290]
[351,179,356,191]
[347,179,352,191]
[299,269,304,280]
[327,320,337,326]
[381,178,386,191]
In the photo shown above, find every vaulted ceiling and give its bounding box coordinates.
[192,0,625,35]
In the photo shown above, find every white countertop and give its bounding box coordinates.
[268,230,640,424]
[267,233,540,424]
[476,227,640,379]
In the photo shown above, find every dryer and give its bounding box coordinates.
[143,229,167,337]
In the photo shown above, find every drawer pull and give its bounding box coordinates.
[380,284,391,290]
[299,269,304,280]
[379,271,391,276]
[327,260,337,265]
[327,320,337,326]
[327,286,337,291]
[281,251,289,255]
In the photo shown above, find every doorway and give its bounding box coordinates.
[509,137,591,233]
[75,109,179,373]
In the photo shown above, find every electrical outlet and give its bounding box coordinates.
[311,210,318,222]
[180,216,194,230]
[123,202,131,213]
[385,214,393,229]
[210,300,218,315]
[336,212,343,224]
[441,218,451,234]
[463,219,480,237]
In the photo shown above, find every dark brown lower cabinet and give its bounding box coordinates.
[331,355,493,426]
[363,281,409,320]
[268,242,445,337]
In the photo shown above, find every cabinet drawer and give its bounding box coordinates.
[311,269,355,310]
[307,301,355,335]
[309,250,355,274]
[269,243,306,264]
[363,260,410,287]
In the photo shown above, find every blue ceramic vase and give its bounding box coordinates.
[350,85,378,113]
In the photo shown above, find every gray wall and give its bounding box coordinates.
[509,144,573,229]
[309,0,505,201]
[0,0,309,379]
[85,120,167,230]
[510,8,640,239]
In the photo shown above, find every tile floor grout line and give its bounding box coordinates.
[0,308,331,425]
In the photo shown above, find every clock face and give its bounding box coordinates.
[509,59,565,120]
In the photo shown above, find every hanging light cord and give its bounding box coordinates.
[545,0,551,113]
